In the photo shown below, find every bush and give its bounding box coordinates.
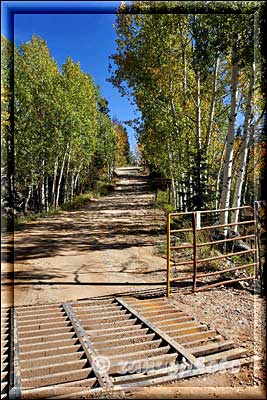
[14,180,117,228]
[95,180,115,196]
[14,208,61,230]
[61,193,94,211]
[153,190,174,213]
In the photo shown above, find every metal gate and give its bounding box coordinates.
[166,206,260,297]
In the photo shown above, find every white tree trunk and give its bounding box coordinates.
[169,78,180,136]
[196,70,202,151]
[189,175,193,196]
[206,57,220,150]
[112,157,115,177]
[196,69,202,207]
[74,173,80,191]
[181,173,187,211]
[204,57,220,195]
[170,178,176,209]
[219,55,239,232]
[107,159,112,183]
[166,138,177,209]
[24,184,32,213]
[182,38,187,108]
[71,172,74,201]
[215,138,227,209]
[74,163,83,192]
[175,180,180,210]
[51,157,58,208]
[45,175,49,211]
[64,149,71,203]
[40,159,45,211]
[55,144,69,209]
[176,181,180,211]
[231,64,255,230]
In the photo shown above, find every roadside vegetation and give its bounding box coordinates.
[110,2,265,289]
[153,190,174,213]
[14,179,116,230]
[1,35,132,230]
[109,1,265,224]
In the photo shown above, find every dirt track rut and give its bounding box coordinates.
[2,167,167,307]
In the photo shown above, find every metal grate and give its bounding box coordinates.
[3,296,254,398]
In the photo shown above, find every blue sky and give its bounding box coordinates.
[13,10,139,152]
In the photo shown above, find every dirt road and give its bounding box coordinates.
[2,167,167,307]
[1,167,265,394]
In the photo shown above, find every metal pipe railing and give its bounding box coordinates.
[253,203,260,282]
[173,259,194,266]
[196,249,256,264]
[170,228,193,233]
[171,244,193,250]
[196,234,255,247]
[197,206,254,214]
[192,212,197,291]
[166,205,259,296]
[168,206,253,217]
[171,263,256,282]
[193,275,255,292]
[166,213,171,298]
[199,220,255,231]
[194,263,256,278]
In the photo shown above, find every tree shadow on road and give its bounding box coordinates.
[2,270,64,281]
[11,209,166,261]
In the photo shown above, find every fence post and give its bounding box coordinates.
[166,213,171,298]
[192,212,198,291]
[254,201,262,296]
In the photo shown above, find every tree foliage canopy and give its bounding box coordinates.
[109,2,264,212]
[2,34,131,218]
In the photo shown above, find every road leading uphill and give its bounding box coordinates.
[2,167,167,307]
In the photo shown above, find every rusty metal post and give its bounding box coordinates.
[192,212,198,291]
[166,213,171,298]
[254,201,262,295]
[253,203,259,278]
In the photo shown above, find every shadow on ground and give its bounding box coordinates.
[11,174,166,261]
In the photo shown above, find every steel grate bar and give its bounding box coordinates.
[9,308,22,400]
[62,302,113,389]
[7,297,254,396]
[115,297,200,369]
